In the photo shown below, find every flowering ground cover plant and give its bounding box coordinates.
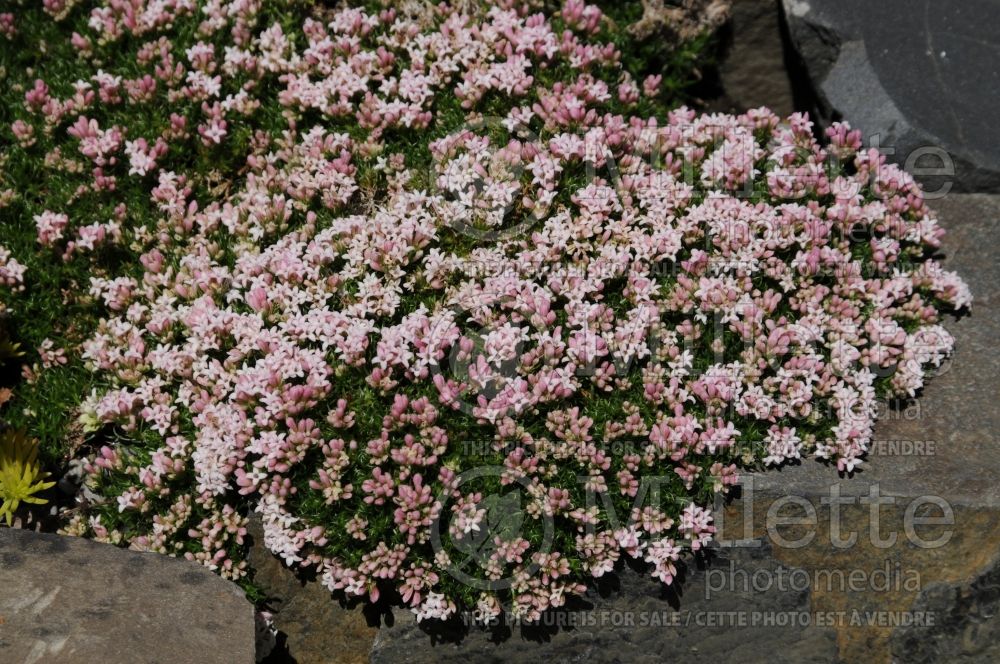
[0,0,710,460]
[1,0,970,625]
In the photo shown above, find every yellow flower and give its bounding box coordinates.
[0,430,55,526]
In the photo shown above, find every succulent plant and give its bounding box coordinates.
[0,429,55,526]
[0,330,23,365]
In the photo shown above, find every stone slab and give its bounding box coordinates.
[0,529,255,664]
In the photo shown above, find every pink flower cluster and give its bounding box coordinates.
[43,0,971,621]
[0,245,26,291]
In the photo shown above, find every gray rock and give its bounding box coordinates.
[0,529,255,664]
[370,544,839,664]
[781,0,1000,193]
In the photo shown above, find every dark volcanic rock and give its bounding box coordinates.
[370,544,839,664]
[781,0,1000,193]
[0,529,254,664]
[891,553,1000,663]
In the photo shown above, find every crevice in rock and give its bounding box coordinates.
[776,1,831,124]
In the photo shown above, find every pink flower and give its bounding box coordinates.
[0,244,26,289]
[34,210,69,246]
